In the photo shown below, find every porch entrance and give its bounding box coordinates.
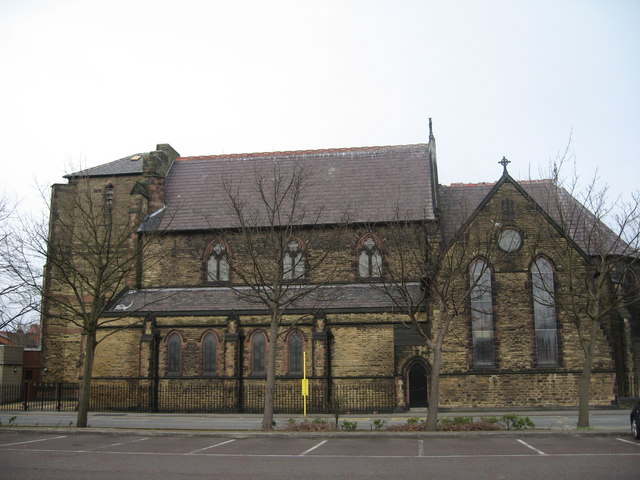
[408,362,428,408]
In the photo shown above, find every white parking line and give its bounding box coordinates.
[300,440,328,456]
[188,439,236,454]
[91,437,150,450]
[2,448,639,459]
[418,439,424,457]
[516,439,547,455]
[0,435,67,447]
[616,437,640,447]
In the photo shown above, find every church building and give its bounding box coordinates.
[40,124,640,413]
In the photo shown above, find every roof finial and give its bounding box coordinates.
[499,156,511,174]
[429,117,434,139]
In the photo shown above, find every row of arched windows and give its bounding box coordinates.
[165,330,305,377]
[203,233,383,283]
[469,256,559,367]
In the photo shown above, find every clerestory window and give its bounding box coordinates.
[283,239,306,280]
[207,242,230,282]
[358,236,382,278]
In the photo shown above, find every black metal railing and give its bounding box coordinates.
[0,378,396,414]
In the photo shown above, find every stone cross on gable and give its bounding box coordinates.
[499,156,511,174]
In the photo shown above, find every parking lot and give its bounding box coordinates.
[1,432,639,479]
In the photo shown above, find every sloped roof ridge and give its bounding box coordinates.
[446,178,554,188]
[179,143,429,161]
[66,152,147,178]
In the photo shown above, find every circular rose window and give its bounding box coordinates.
[498,228,522,252]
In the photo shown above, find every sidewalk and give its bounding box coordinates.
[0,408,632,436]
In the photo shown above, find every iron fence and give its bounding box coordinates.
[0,378,396,414]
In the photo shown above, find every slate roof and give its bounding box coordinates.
[439,178,631,257]
[66,153,147,178]
[149,144,436,231]
[105,283,423,316]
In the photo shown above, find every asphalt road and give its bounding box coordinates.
[1,432,639,479]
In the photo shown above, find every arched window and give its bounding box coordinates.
[470,258,494,366]
[288,331,303,376]
[167,332,182,376]
[358,235,382,278]
[531,257,559,365]
[202,332,217,376]
[251,331,266,376]
[283,238,305,280]
[206,242,230,282]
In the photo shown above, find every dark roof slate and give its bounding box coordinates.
[106,283,423,316]
[67,153,146,178]
[152,144,436,231]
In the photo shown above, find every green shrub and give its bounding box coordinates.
[282,420,337,432]
[0,416,16,427]
[342,420,358,431]
[480,416,500,424]
[372,419,387,431]
[329,397,345,428]
[439,416,473,426]
[500,414,535,430]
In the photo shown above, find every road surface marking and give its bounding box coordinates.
[300,440,328,456]
[91,437,150,450]
[0,436,67,447]
[516,439,547,455]
[2,448,639,459]
[616,437,640,447]
[418,439,424,457]
[188,439,236,454]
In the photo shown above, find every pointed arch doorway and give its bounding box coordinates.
[407,361,429,408]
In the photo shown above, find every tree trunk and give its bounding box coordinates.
[425,345,442,431]
[262,316,279,430]
[76,330,96,428]
[577,354,593,428]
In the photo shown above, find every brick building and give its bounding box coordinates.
[40,126,640,412]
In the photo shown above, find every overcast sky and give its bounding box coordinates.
[1,0,638,214]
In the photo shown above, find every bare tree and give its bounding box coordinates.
[380,206,502,431]
[221,163,347,430]
[24,174,168,428]
[535,160,640,427]
[0,194,41,331]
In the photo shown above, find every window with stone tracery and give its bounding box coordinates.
[358,235,382,278]
[206,242,230,282]
[283,238,306,280]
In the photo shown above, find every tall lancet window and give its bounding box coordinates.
[251,331,266,376]
[470,258,495,366]
[288,331,303,376]
[202,332,217,376]
[531,257,559,365]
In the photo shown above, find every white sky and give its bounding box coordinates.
[0,0,638,215]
